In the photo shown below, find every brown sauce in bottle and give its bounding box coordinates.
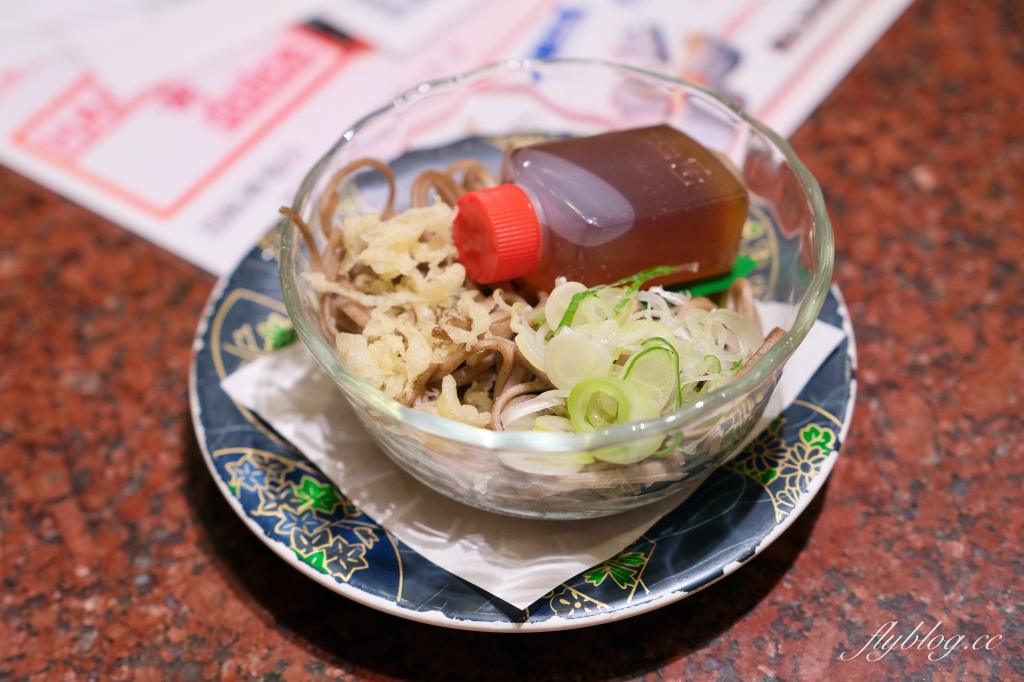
[500,125,749,291]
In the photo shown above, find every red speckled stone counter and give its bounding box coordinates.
[1,0,1022,679]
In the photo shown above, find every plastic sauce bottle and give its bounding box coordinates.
[452,124,749,291]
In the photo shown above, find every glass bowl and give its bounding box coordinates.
[279,58,833,520]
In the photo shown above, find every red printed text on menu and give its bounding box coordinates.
[13,28,352,219]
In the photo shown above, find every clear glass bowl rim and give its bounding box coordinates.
[279,57,834,453]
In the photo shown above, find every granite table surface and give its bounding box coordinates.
[1,0,1022,680]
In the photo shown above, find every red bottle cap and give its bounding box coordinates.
[453,184,541,284]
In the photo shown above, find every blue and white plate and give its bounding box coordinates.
[190,226,856,633]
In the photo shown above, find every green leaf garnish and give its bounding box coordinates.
[671,255,758,298]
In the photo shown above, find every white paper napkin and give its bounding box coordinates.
[221,309,845,609]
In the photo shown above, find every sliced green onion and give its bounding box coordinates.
[544,331,613,390]
[567,378,664,464]
[611,265,677,313]
[652,432,684,457]
[534,415,575,432]
[498,451,595,475]
[556,289,600,331]
[556,265,677,331]
[576,294,617,326]
[623,343,681,411]
[701,354,723,376]
[599,319,675,352]
[514,326,546,372]
[545,281,587,330]
[512,263,771,448]
[709,308,764,355]
[594,436,664,464]
[567,377,659,433]
[679,381,699,402]
[607,264,678,290]
[499,390,570,430]
[640,335,678,353]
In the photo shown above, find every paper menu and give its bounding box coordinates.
[0,1,556,275]
[55,0,323,98]
[56,0,488,97]
[317,0,489,56]
[0,0,913,275]
[0,0,148,38]
[0,27,360,275]
[507,0,916,138]
[12,28,355,220]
